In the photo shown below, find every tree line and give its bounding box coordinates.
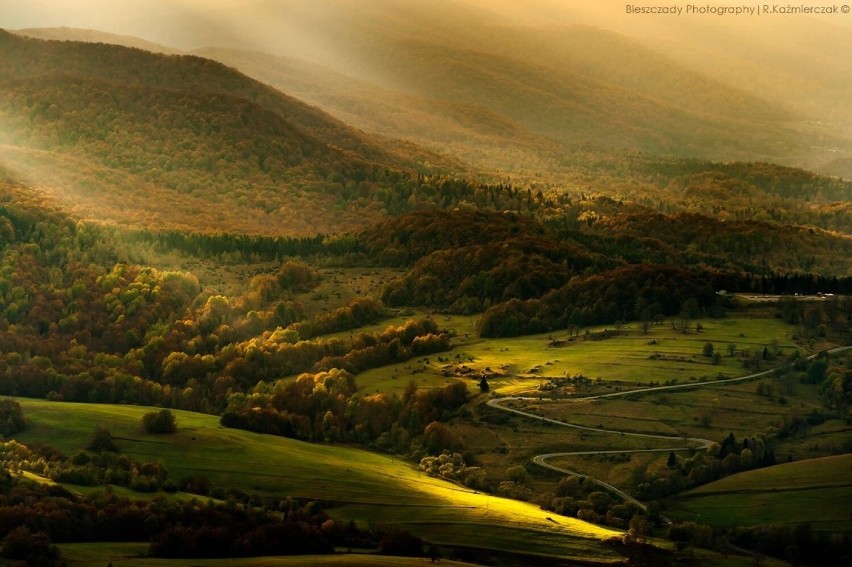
[221,369,469,453]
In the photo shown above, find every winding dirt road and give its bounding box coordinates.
[487,346,851,513]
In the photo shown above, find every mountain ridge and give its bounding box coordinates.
[13,19,846,180]
[0,29,459,235]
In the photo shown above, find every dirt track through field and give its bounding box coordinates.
[487,346,851,515]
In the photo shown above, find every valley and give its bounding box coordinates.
[0,2,850,565]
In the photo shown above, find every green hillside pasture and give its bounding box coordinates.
[775,419,852,462]
[356,317,799,396]
[536,377,826,442]
[668,454,852,532]
[59,543,481,567]
[469,371,832,494]
[455,406,697,491]
[12,399,622,562]
[465,318,797,393]
[338,311,467,395]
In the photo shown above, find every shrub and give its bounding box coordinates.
[142,409,177,434]
[506,465,528,484]
[1,526,58,562]
[87,426,119,452]
[0,399,25,437]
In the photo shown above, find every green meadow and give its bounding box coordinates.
[5,312,841,566]
[534,376,825,440]
[356,316,799,395]
[12,399,622,563]
[667,454,852,532]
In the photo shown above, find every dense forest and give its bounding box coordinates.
[0,29,452,235]
[2,182,848,416]
[0,187,456,417]
[367,210,852,318]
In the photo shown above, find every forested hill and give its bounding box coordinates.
[362,209,852,318]
[15,20,848,185]
[0,30,453,235]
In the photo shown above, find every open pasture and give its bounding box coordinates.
[461,355,835,494]
[12,399,623,563]
[534,377,825,442]
[668,454,852,532]
[354,316,799,396]
[466,317,797,393]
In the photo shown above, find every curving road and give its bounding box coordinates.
[487,346,851,514]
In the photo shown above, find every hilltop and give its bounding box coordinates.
[14,10,851,183]
[0,30,454,235]
[14,0,841,175]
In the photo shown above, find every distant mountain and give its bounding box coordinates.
[32,0,840,174]
[185,11,812,168]
[191,46,561,177]
[14,26,179,54]
[0,30,454,235]
[1,25,848,239]
[12,13,851,182]
[196,42,793,162]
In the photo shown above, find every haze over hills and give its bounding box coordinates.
[10,26,179,55]
[0,30,458,235]
[2,28,850,238]
[1,4,851,566]
[7,0,851,179]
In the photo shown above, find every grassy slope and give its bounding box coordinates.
[667,454,852,532]
[426,314,840,498]
[532,377,829,489]
[355,316,799,395]
[12,399,622,563]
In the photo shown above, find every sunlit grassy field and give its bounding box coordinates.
[356,315,799,395]
[667,454,852,533]
[13,399,623,563]
[9,312,828,565]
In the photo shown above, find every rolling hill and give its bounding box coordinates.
[13,0,851,183]
[7,26,850,239]
[13,26,179,55]
[0,30,454,235]
[10,0,842,175]
[10,398,625,564]
[182,8,815,169]
[0,5,850,566]
[668,454,852,533]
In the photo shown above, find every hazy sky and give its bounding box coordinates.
[3,0,849,47]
